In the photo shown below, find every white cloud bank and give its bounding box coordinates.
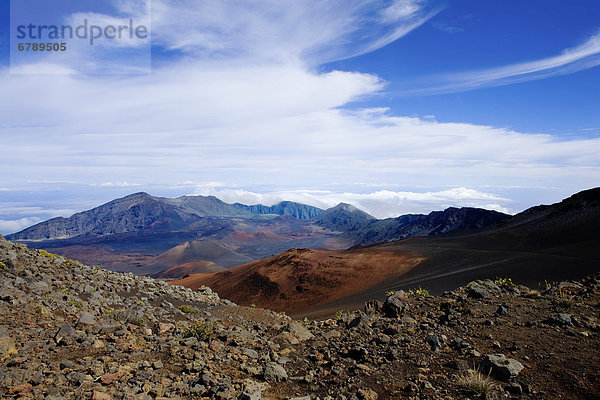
[0,217,43,234]
[192,186,511,218]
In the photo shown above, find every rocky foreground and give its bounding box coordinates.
[1,235,599,399]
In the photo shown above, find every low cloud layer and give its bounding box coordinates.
[0,217,43,234]
[192,186,512,218]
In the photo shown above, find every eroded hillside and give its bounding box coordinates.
[1,235,599,399]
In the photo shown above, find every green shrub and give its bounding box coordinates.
[38,249,58,259]
[178,305,195,314]
[65,258,79,266]
[103,307,147,326]
[494,277,514,288]
[68,300,83,308]
[407,287,429,297]
[181,321,214,341]
[334,310,349,320]
[0,261,7,269]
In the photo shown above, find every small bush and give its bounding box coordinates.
[458,367,494,395]
[68,300,83,309]
[178,305,195,314]
[132,297,145,307]
[65,258,79,266]
[127,312,148,326]
[0,261,7,269]
[556,289,575,308]
[407,287,429,297]
[104,307,147,326]
[385,290,395,297]
[494,277,514,288]
[38,249,58,259]
[181,321,214,341]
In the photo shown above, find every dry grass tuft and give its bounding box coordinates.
[458,366,494,395]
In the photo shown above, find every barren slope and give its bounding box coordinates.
[172,248,423,313]
[157,261,226,278]
[143,240,253,276]
[1,235,600,399]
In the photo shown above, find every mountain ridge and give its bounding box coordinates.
[347,206,512,245]
[9,190,586,279]
[7,193,325,241]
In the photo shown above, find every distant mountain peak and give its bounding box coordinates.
[331,202,367,213]
[326,202,374,216]
[313,203,375,232]
[120,191,154,201]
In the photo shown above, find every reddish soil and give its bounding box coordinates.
[172,247,423,313]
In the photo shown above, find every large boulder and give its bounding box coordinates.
[383,291,409,318]
[282,321,313,342]
[480,354,524,380]
[263,362,288,382]
[467,280,501,299]
[347,315,370,329]
[28,280,49,295]
[77,313,97,329]
[54,323,78,345]
[547,313,573,327]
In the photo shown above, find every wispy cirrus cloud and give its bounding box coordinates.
[150,0,439,64]
[406,29,600,94]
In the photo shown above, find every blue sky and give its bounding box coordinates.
[0,0,599,234]
[325,0,600,135]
